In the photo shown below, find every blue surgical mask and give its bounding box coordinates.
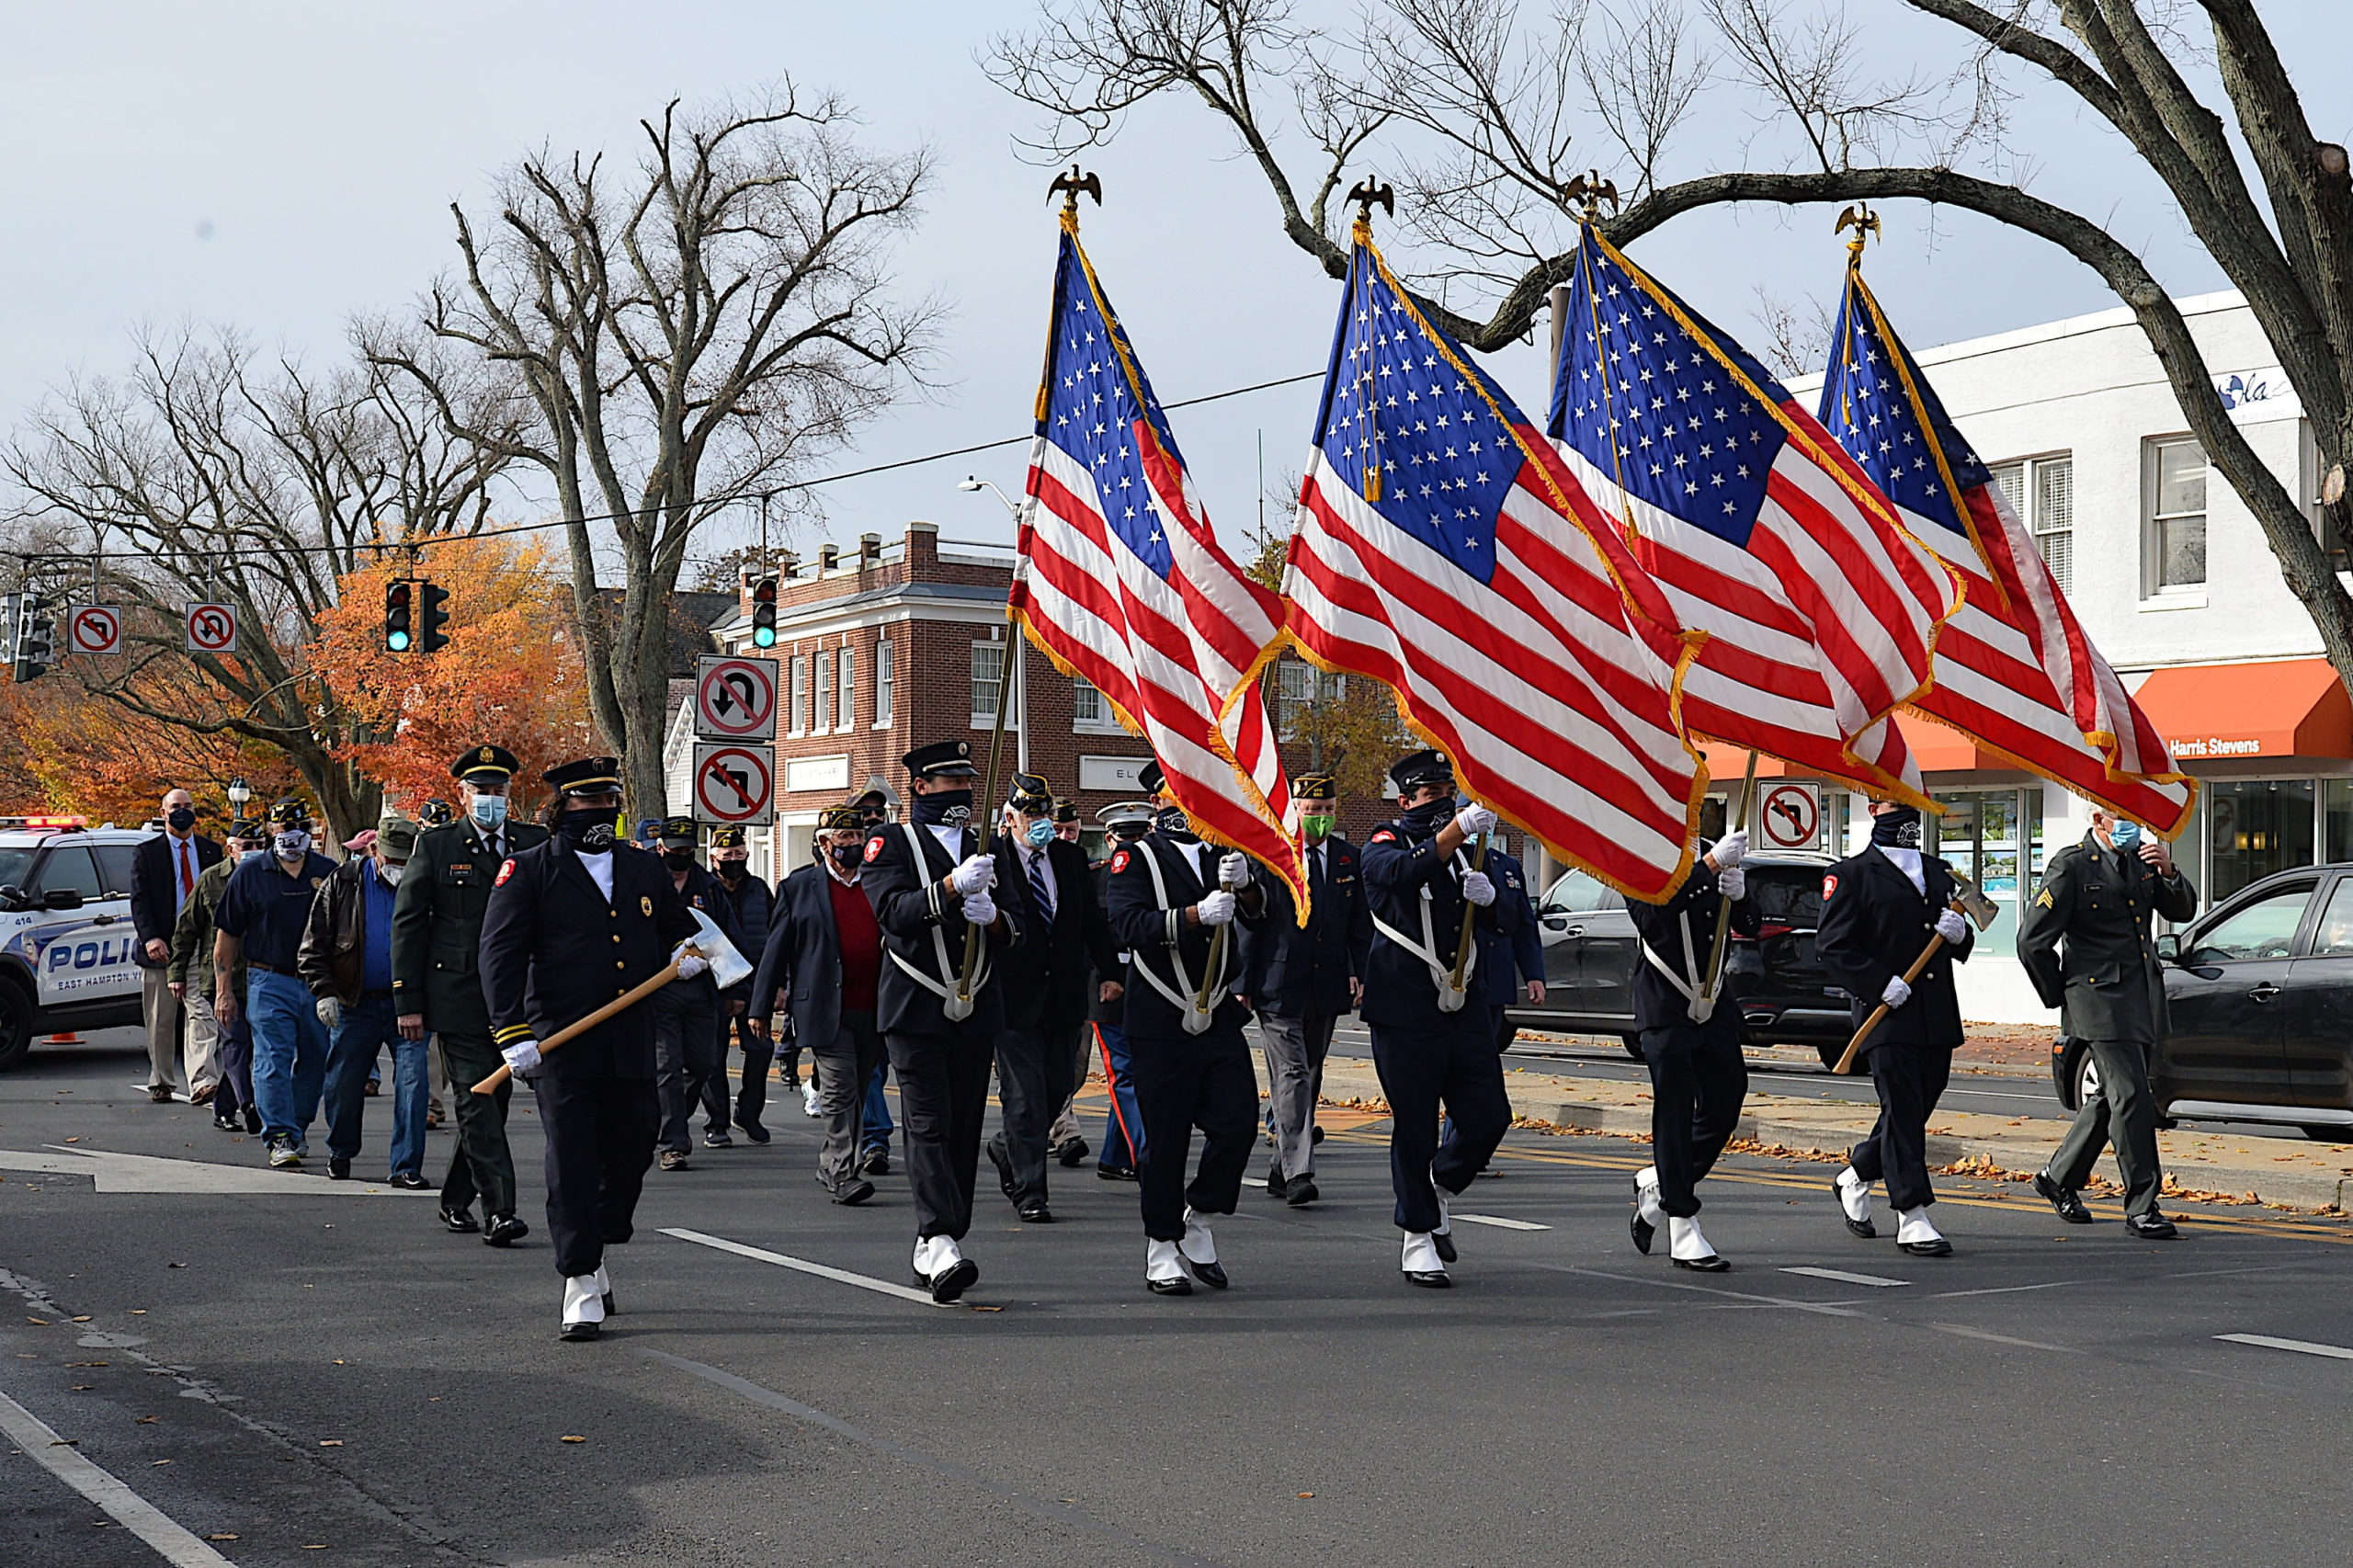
[2109,819,2143,853]
[1024,820,1055,848]
[470,793,509,829]
[240,848,266,865]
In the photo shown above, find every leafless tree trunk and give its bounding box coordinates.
[5,328,515,846]
[991,0,2353,695]
[372,85,938,814]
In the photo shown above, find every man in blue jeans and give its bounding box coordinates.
[212,800,340,1169]
[301,815,428,1186]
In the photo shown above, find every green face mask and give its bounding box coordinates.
[1302,814,1335,839]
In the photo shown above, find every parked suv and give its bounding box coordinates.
[2052,861,2353,1142]
[1508,851,1857,1065]
[0,819,152,1072]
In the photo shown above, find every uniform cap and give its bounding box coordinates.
[1006,771,1054,812]
[817,805,868,832]
[450,744,521,782]
[418,798,454,827]
[903,739,978,778]
[1136,758,1166,798]
[543,756,623,797]
[1295,773,1337,801]
[1097,799,1155,835]
[267,796,310,826]
[1052,800,1080,824]
[635,818,665,842]
[1389,749,1455,794]
[708,825,747,849]
[656,815,699,846]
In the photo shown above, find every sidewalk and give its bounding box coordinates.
[1292,1054,2353,1215]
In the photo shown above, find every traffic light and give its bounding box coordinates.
[751,575,778,648]
[13,596,51,683]
[419,581,451,653]
[0,596,18,678]
[384,579,414,652]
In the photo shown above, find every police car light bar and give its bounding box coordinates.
[0,814,88,830]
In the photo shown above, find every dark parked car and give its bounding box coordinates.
[1507,851,1858,1066]
[2051,862,2353,1142]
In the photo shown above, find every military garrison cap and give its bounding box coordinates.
[709,825,746,848]
[1295,773,1337,801]
[818,805,868,831]
[1006,771,1054,813]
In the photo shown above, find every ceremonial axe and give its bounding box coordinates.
[1831,869,1999,1076]
[471,907,754,1094]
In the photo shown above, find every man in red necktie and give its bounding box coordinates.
[130,789,224,1104]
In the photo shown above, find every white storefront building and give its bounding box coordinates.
[1761,288,2336,1023]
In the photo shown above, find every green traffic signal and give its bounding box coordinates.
[385,580,414,652]
[752,574,778,648]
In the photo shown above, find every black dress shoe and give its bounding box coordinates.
[242,1107,263,1134]
[858,1147,890,1176]
[833,1178,877,1207]
[1265,1169,1287,1199]
[738,1117,770,1145]
[212,1112,239,1132]
[1433,1232,1458,1264]
[440,1205,481,1234]
[1182,1256,1228,1290]
[1147,1274,1193,1296]
[2126,1211,2179,1239]
[1673,1253,1730,1272]
[1898,1237,1955,1257]
[2033,1170,2094,1224]
[1097,1165,1138,1182]
[1285,1176,1319,1207]
[1055,1136,1088,1167]
[927,1258,979,1304]
[1630,1205,1656,1256]
[389,1172,431,1191]
[558,1319,599,1342]
[1017,1202,1054,1223]
[1404,1268,1452,1289]
[987,1142,1017,1199]
[483,1213,529,1246]
[328,1156,352,1181]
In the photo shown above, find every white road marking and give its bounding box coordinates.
[0,1147,426,1197]
[1931,1280,2080,1299]
[661,1228,947,1307]
[1781,1266,1910,1288]
[0,1385,238,1567]
[1449,1213,1550,1231]
[2215,1333,2353,1361]
[1932,1322,2075,1352]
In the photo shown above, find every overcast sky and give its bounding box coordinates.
[4,2,2339,569]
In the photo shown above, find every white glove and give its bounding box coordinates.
[1461,869,1496,906]
[1716,864,1745,901]
[962,889,997,926]
[1454,802,1496,837]
[1196,889,1236,926]
[1936,907,1968,944]
[1218,852,1250,891]
[1712,828,1748,869]
[314,995,341,1030]
[950,854,996,895]
[672,948,709,982]
[1880,975,1912,1009]
[501,1039,542,1074]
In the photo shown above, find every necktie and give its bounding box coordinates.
[1027,849,1054,923]
[176,838,194,909]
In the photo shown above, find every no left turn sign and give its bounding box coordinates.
[1758,782,1822,850]
[68,606,122,655]
[694,654,779,741]
[691,743,776,827]
[184,602,239,654]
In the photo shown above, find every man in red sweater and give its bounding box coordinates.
[748,805,889,1204]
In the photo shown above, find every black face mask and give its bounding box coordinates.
[1401,797,1453,835]
[828,843,865,872]
[1870,805,1923,849]
[714,858,745,882]
[166,807,196,833]
[553,809,616,853]
[661,847,697,871]
[1155,806,1196,842]
[912,790,972,828]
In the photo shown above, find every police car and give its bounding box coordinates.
[0,818,151,1072]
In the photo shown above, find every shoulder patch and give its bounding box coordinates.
[1110,848,1131,873]
[1370,829,1396,845]
[1822,873,1838,900]
[641,894,654,916]
[863,835,885,864]
[495,858,517,887]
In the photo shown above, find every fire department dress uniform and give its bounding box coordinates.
[478,758,697,1336]
[861,740,1023,1303]
[389,744,547,1244]
[1359,751,1517,1287]
[1103,784,1266,1295]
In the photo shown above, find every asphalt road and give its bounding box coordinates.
[7,1028,2353,1568]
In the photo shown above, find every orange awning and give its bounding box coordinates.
[2129,656,2353,760]
[1699,712,2004,788]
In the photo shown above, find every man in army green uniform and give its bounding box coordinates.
[2017,806,2198,1239]
[392,744,550,1244]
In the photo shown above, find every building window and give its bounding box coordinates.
[2306,420,2343,572]
[837,648,855,731]
[789,653,809,735]
[1990,452,2073,594]
[875,638,893,725]
[1929,789,2041,954]
[972,641,1006,727]
[1072,676,1122,733]
[2205,777,2316,905]
[2144,435,2207,593]
[1274,660,1343,737]
[814,651,835,733]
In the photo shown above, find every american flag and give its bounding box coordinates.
[1010,217,1308,902]
[1546,224,1958,802]
[1284,226,1706,901]
[1821,264,2195,833]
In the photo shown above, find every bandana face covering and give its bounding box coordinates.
[913,790,972,828]
[1401,798,1453,836]
[1870,805,1923,849]
[555,811,616,853]
[1155,805,1196,841]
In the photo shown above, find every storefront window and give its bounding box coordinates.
[2325,778,2353,864]
[1929,789,2040,953]
[2204,778,2316,903]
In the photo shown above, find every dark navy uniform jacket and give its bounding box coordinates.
[860,820,1023,1037]
[479,838,697,1078]
[1628,859,1758,1038]
[1237,835,1370,1018]
[665,861,745,1005]
[1815,846,1974,1054]
[1358,816,1518,1031]
[1472,848,1545,1012]
[2017,832,2198,1046]
[1104,834,1264,1039]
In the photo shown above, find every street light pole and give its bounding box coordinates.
[958,477,1029,774]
